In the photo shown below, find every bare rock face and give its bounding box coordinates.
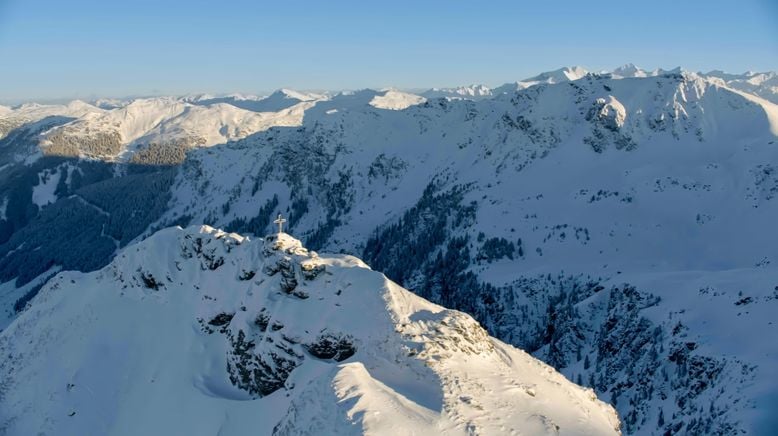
[585,96,635,152]
[196,231,341,398]
[227,329,300,397]
[277,257,298,294]
[304,333,356,362]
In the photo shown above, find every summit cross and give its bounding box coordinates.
[274,213,287,234]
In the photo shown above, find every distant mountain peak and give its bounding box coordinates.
[522,66,589,83]
[611,63,647,78]
[271,88,324,102]
[369,90,426,110]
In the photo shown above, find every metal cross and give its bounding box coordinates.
[274,213,287,234]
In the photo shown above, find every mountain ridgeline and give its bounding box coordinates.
[0,226,621,435]
[1,66,777,434]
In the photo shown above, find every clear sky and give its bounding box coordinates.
[0,0,776,103]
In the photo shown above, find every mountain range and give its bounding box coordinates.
[0,225,620,435]
[1,64,777,434]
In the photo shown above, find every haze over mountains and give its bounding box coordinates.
[1,64,777,435]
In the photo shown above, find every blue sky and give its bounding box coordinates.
[0,0,776,103]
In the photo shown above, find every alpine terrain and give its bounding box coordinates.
[0,225,620,435]
[1,65,777,434]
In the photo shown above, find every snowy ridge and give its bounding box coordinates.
[611,64,650,78]
[0,225,620,435]
[37,97,319,161]
[192,89,326,113]
[3,64,775,164]
[519,66,589,85]
[419,67,590,100]
[1,66,778,434]
[0,100,103,140]
[0,94,324,164]
[605,64,778,104]
[704,70,778,104]
[421,84,494,100]
[152,71,777,434]
[420,65,778,105]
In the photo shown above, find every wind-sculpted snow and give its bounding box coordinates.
[0,225,620,435]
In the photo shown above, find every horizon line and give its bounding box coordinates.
[2,64,775,106]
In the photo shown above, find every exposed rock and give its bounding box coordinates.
[304,333,356,362]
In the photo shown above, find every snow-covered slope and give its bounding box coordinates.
[0,93,323,165]
[421,65,778,106]
[606,64,778,105]
[519,65,589,85]
[193,89,326,113]
[0,101,106,164]
[611,63,650,78]
[420,67,590,101]
[704,70,778,104]
[2,67,778,434]
[492,66,590,96]
[91,98,128,110]
[152,71,778,434]
[37,97,319,162]
[0,101,103,141]
[0,225,620,435]
[607,64,683,79]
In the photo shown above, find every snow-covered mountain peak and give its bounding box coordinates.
[0,225,620,435]
[524,66,589,83]
[189,89,326,114]
[745,72,774,85]
[703,70,778,104]
[369,90,426,110]
[611,63,647,78]
[25,94,319,163]
[269,88,325,103]
[2,65,778,434]
[560,65,589,80]
[91,98,128,110]
[64,99,98,111]
[490,66,591,96]
[421,84,494,100]
[448,83,492,97]
[12,101,103,119]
